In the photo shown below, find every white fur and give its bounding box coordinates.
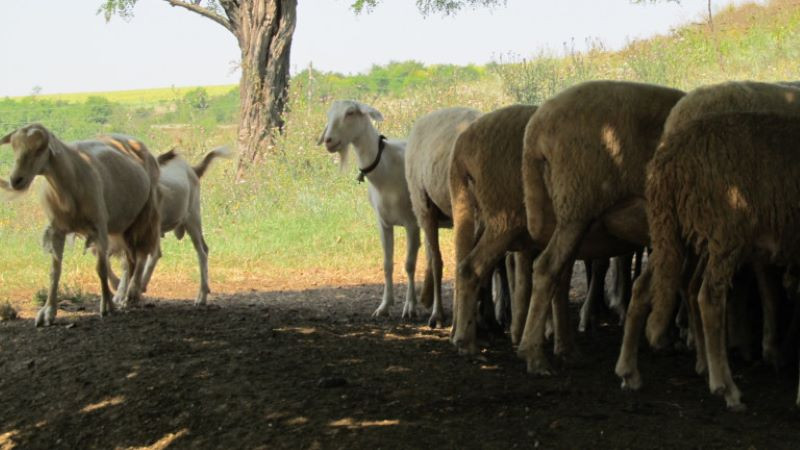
[319,100,421,318]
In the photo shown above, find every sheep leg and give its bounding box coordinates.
[753,263,780,368]
[698,259,745,411]
[615,267,652,390]
[579,258,609,333]
[140,245,163,294]
[36,228,66,327]
[452,229,517,354]
[609,254,633,324]
[510,251,534,346]
[401,226,421,319]
[518,222,586,375]
[422,220,445,329]
[686,255,708,376]
[373,224,394,317]
[553,261,577,359]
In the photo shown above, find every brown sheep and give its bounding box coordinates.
[0,124,161,326]
[518,80,685,375]
[449,104,539,352]
[617,81,800,394]
[405,107,482,327]
[640,111,800,410]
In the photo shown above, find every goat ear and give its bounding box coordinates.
[316,125,328,146]
[25,126,48,150]
[0,131,11,146]
[358,104,384,122]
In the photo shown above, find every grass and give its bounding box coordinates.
[16,84,237,105]
[1,0,799,315]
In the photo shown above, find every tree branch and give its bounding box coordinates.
[163,0,233,33]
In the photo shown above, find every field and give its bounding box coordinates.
[3,0,800,448]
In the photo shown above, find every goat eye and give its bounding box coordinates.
[345,110,356,117]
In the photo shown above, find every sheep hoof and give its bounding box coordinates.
[727,402,747,413]
[428,313,444,329]
[695,359,708,376]
[619,373,642,391]
[519,350,552,376]
[762,345,780,370]
[371,306,390,318]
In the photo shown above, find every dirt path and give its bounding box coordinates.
[2,273,800,449]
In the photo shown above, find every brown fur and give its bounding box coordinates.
[518,81,684,374]
[647,111,800,409]
[449,104,538,350]
[645,80,800,339]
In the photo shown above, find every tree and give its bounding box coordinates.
[99,0,506,177]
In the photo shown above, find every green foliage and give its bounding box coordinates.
[85,96,115,124]
[184,87,211,111]
[351,0,506,15]
[32,285,90,307]
[292,61,486,103]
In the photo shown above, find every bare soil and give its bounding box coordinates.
[2,267,800,450]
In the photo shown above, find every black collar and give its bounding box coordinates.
[357,135,387,183]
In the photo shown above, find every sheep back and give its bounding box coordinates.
[648,111,800,265]
[406,107,481,221]
[664,80,800,135]
[523,80,685,239]
[450,104,537,238]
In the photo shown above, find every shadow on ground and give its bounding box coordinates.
[1,282,799,449]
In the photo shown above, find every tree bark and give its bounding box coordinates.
[229,0,297,178]
[233,0,297,177]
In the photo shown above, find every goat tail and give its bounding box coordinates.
[157,148,179,165]
[194,146,232,179]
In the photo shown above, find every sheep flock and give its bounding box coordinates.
[5,78,800,413]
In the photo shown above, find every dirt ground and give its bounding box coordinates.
[2,264,800,450]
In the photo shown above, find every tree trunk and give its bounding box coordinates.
[233,0,297,178]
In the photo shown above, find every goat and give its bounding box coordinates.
[0,124,161,326]
[318,100,421,318]
[109,147,231,306]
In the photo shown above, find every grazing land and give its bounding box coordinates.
[3,1,800,448]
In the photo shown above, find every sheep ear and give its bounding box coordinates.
[317,125,328,146]
[358,104,383,122]
[0,131,11,146]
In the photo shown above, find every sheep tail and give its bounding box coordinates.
[193,146,232,179]
[644,142,686,348]
[522,119,549,239]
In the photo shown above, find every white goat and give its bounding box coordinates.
[109,147,231,306]
[0,124,161,326]
[318,100,422,318]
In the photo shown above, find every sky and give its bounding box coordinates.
[0,0,760,97]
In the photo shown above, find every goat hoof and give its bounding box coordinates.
[400,304,417,320]
[34,306,56,327]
